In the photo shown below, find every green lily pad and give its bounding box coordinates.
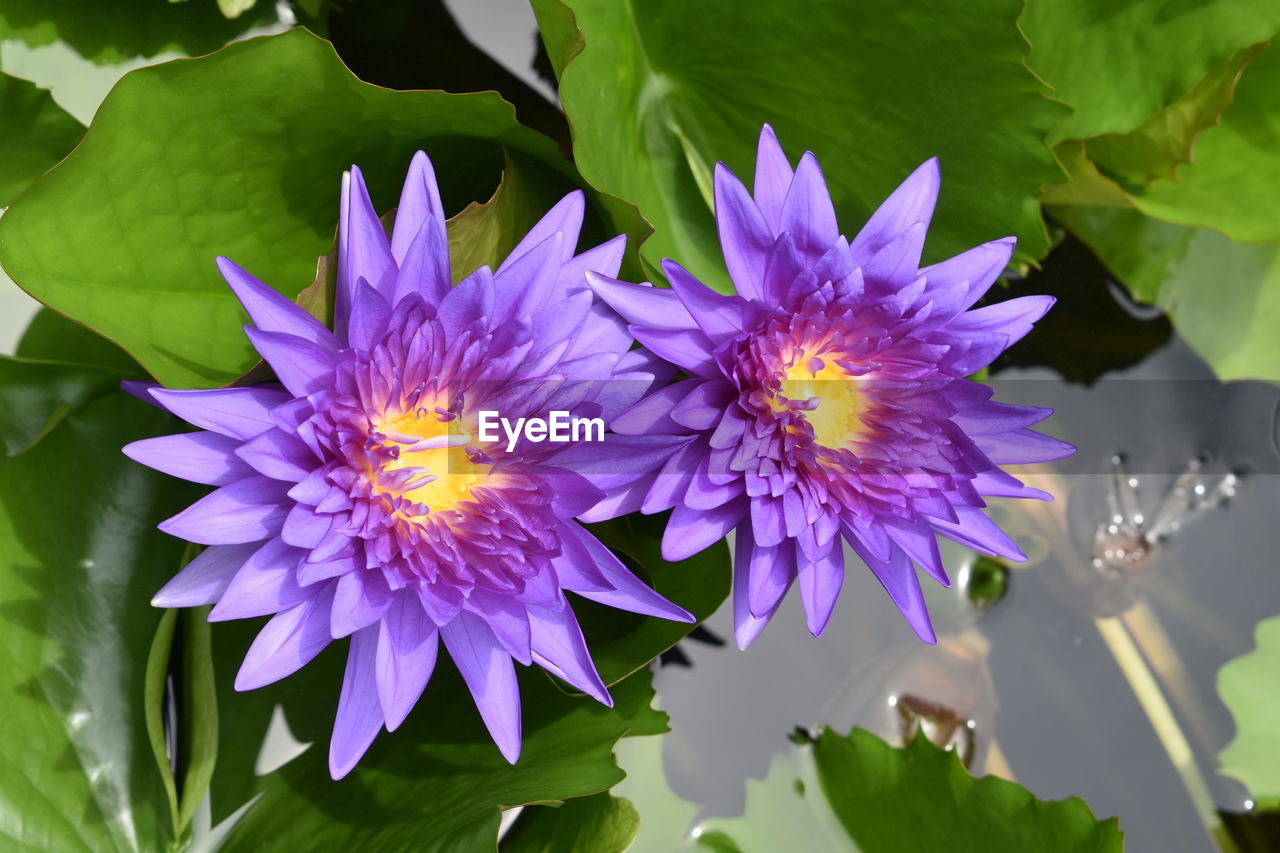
[1084,42,1268,187]
[1021,0,1280,141]
[206,628,666,851]
[503,792,640,852]
[1218,616,1280,809]
[533,0,1066,290]
[0,356,132,455]
[0,390,195,851]
[0,28,579,388]
[1122,42,1280,244]
[813,728,1124,853]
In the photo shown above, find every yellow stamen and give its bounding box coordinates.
[377,407,492,512]
[777,359,869,449]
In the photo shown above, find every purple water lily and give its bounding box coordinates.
[124,153,691,778]
[585,126,1073,648]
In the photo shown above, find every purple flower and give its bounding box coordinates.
[585,126,1073,649]
[124,153,692,778]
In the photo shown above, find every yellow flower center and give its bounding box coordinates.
[376,406,493,514]
[777,358,869,449]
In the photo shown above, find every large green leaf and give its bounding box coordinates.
[813,728,1124,853]
[1218,616,1280,809]
[0,28,579,388]
[0,390,195,851]
[0,0,273,65]
[1121,42,1280,244]
[0,71,83,207]
[1021,0,1280,141]
[502,792,640,852]
[206,627,667,851]
[1053,205,1280,381]
[533,0,1066,291]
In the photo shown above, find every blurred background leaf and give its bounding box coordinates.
[1052,206,1280,381]
[0,71,82,207]
[1218,616,1280,810]
[0,0,275,65]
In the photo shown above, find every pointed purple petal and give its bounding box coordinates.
[849,158,940,265]
[391,210,451,306]
[586,273,695,331]
[920,237,1015,316]
[561,522,694,622]
[331,570,394,638]
[746,539,792,618]
[441,611,522,763]
[493,232,563,322]
[630,326,718,378]
[972,427,1074,465]
[929,507,1027,561]
[148,387,288,440]
[376,594,439,731]
[337,166,395,335]
[847,537,936,643]
[124,431,250,486]
[662,259,751,343]
[329,625,384,779]
[753,124,794,233]
[437,265,495,333]
[661,498,746,561]
[796,540,844,636]
[779,152,839,260]
[732,525,789,649]
[468,591,532,666]
[528,598,611,704]
[159,476,289,545]
[209,536,308,621]
[217,256,339,350]
[243,327,337,398]
[347,279,393,351]
[152,542,259,607]
[944,295,1055,346]
[235,428,316,483]
[862,222,926,293]
[559,234,626,288]
[390,151,448,270]
[881,516,949,586]
[235,584,336,690]
[714,162,773,300]
[500,191,583,272]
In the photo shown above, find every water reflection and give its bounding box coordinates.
[643,295,1280,853]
